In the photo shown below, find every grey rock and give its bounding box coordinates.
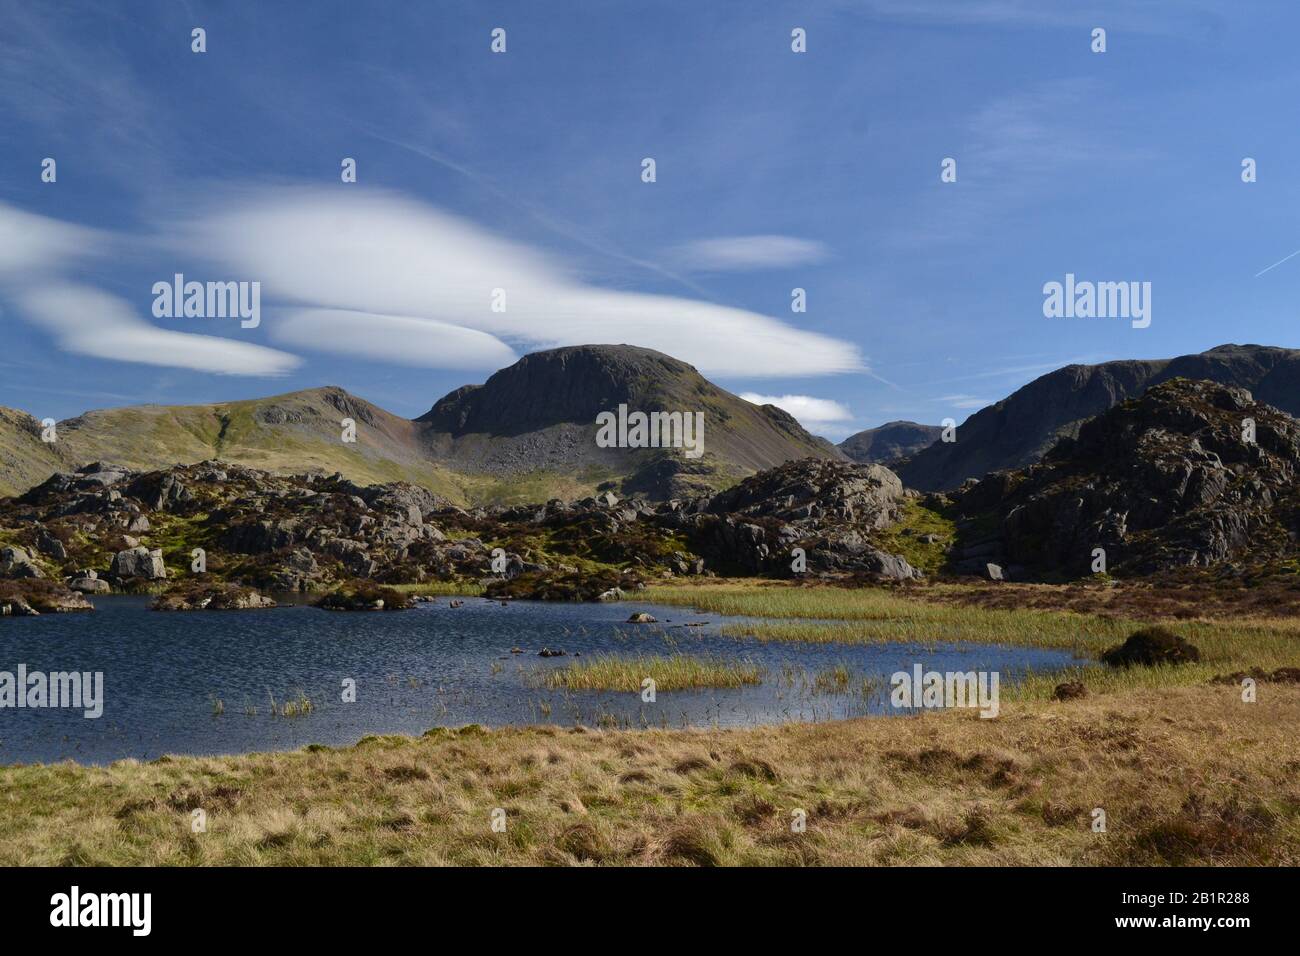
[109,546,167,580]
[0,545,44,579]
[69,576,111,594]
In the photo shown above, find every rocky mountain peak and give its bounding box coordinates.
[839,420,943,465]
[956,377,1300,576]
[899,343,1300,492]
[417,345,700,436]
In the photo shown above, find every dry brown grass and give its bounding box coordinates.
[2,685,1297,866]
[926,577,1300,620]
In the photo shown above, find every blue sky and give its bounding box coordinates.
[2,0,1299,440]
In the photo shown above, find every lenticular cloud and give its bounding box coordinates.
[182,188,864,378]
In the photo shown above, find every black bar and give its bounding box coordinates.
[0,866,1274,941]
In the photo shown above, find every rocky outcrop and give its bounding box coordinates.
[315,583,414,611]
[953,378,1300,577]
[0,454,923,597]
[152,583,276,611]
[675,458,921,579]
[900,343,1300,492]
[0,579,93,614]
[707,458,906,527]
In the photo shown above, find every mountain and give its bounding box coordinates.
[0,407,74,496]
[899,344,1300,491]
[951,377,1300,578]
[0,387,467,500]
[0,345,840,502]
[839,420,942,464]
[417,345,840,499]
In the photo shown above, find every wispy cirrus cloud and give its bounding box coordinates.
[846,0,1231,33]
[934,393,991,411]
[668,235,830,272]
[898,78,1158,246]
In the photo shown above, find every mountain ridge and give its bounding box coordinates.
[899,343,1300,491]
[951,376,1300,578]
[839,420,943,465]
[0,345,840,503]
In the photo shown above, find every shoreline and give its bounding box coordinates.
[1,579,1297,864]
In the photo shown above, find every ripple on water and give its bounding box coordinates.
[0,595,1079,764]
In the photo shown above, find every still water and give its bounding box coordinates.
[0,596,1077,764]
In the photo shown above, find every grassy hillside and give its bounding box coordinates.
[3,389,471,505]
[0,407,72,497]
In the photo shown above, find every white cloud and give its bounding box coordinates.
[934,393,990,410]
[668,235,830,272]
[181,189,862,377]
[277,309,517,369]
[741,392,855,437]
[18,285,300,376]
[0,202,104,276]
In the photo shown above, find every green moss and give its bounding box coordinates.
[873,500,957,574]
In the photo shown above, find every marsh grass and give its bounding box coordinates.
[812,665,853,695]
[2,686,1297,866]
[388,582,486,597]
[267,690,314,718]
[531,654,763,692]
[651,581,1124,647]
[648,581,1300,696]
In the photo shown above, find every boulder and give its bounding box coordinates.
[109,546,167,580]
[707,458,907,528]
[34,527,67,560]
[0,545,44,579]
[68,576,111,594]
